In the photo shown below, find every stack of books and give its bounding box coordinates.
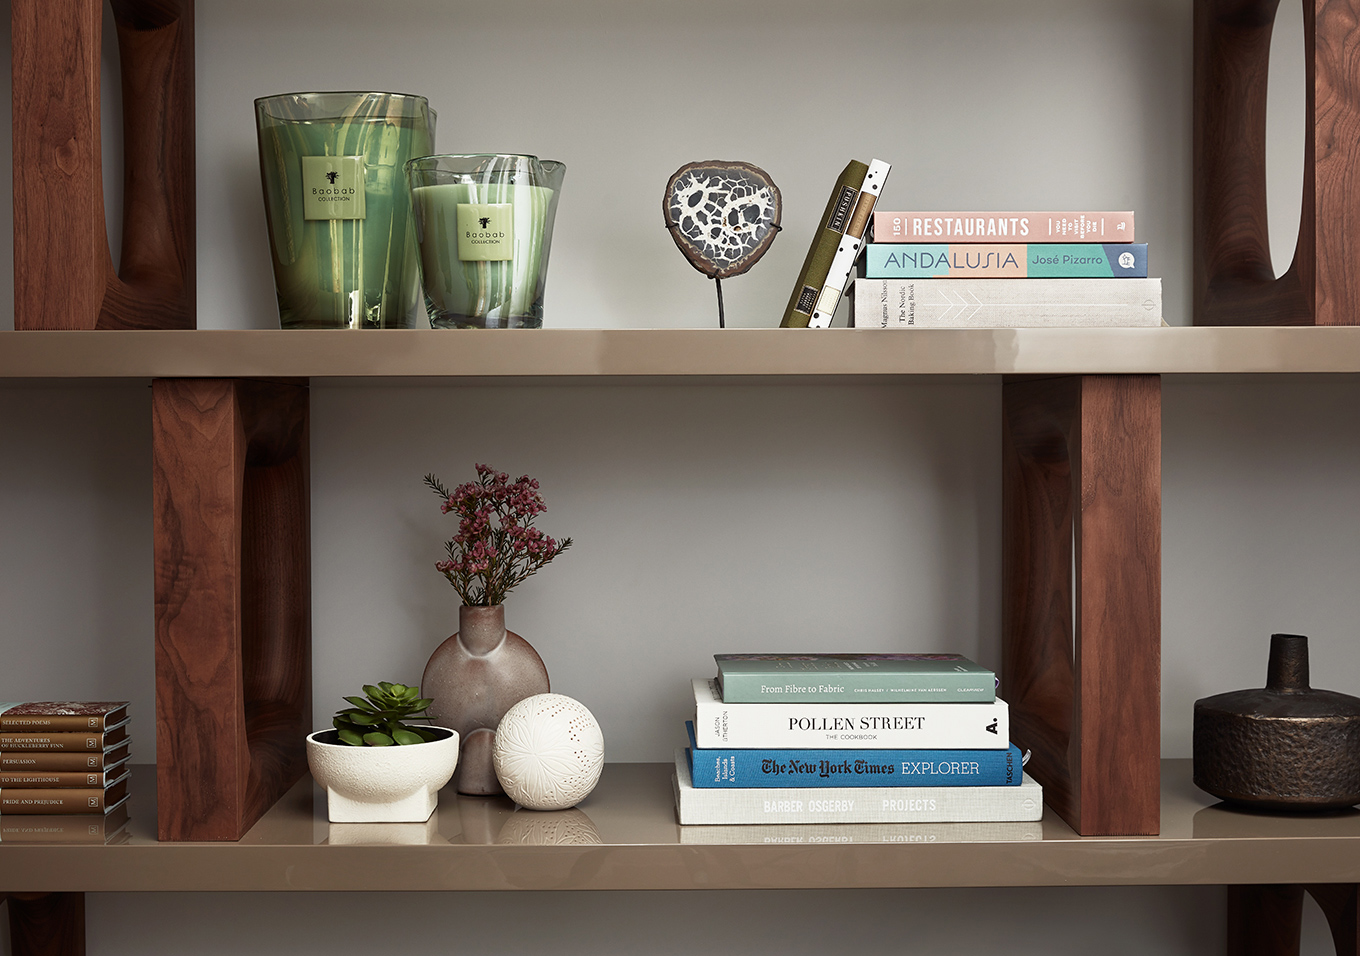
[851,210,1162,328]
[0,701,132,844]
[674,654,1042,826]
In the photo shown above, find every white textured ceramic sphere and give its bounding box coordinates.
[493,694,605,811]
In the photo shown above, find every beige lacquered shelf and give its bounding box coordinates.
[5,328,1360,380]
[3,761,1360,892]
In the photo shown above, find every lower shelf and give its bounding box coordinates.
[2,760,1359,892]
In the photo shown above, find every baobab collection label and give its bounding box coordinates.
[457,204,514,261]
[301,156,366,220]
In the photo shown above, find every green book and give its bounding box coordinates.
[780,160,869,328]
[715,653,996,703]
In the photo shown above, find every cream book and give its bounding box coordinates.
[853,277,1162,328]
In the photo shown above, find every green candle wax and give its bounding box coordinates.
[258,107,433,329]
[410,183,556,329]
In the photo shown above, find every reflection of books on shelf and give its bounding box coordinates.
[715,651,995,703]
[0,770,130,814]
[852,278,1163,328]
[865,243,1148,279]
[0,701,129,732]
[0,800,131,844]
[686,722,1022,789]
[692,678,1009,750]
[873,211,1135,242]
[678,820,1042,845]
[673,750,1042,825]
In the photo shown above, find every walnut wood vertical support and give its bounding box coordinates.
[12,0,194,329]
[1194,0,1360,325]
[153,379,311,842]
[1228,884,1360,955]
[4,893,85,956]
[1001,375,1161,836]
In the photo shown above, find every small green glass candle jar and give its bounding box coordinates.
[255,92,435,329]
[405,154,565,329]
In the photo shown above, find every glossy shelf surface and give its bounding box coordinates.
[5,328,1360,380]
[3,761,1360,892]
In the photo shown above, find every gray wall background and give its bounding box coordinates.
[0,0,1352,953]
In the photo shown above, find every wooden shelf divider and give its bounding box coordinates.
[11,0,195,331]
[152,379,312,841]
[1227,883,1360,956]
[4,893,85,956]
[1194,0,1360,326]
[1002,375,1162,836]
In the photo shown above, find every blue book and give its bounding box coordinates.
[684,721,1023,789]
[864,242,1148,278]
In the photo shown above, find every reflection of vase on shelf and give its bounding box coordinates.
[420,464,574,796]
[423,604,549,795]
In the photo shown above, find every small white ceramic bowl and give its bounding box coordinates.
[306,727,459,823]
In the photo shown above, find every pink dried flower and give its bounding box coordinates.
[423,465,573,607]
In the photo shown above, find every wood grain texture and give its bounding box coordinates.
[1194,0,1360,325]
[6,893,85,956]
[1227,884,1360,956]
[153,379,310,841]
[1307,884,1360,956]
[12,0,193,330]
[1002,375,1161,836]
[1228,884,1305,956]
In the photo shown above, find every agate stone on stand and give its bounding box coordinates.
[663,161,782,279]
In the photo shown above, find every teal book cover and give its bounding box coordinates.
[865,243,1148,278]
[714,653,996,703]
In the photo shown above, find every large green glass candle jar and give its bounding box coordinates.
[256,92,435,329]
[406,154,565,329]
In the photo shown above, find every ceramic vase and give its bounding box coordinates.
[421,604,549,795]
[1194,633,1360,810]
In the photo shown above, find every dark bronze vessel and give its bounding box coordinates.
[1194,634,1360,810]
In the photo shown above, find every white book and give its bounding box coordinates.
[852,277,1163,328]
[809,158,891,328]
[691,678,1009,750]
[678,820,1043,844]
[673,750,1043,825]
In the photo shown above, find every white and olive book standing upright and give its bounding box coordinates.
[809,158,892,327]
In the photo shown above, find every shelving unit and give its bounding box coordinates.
[6,0,1360,954]
[5,327,1360,379]
[7,761,1360,893]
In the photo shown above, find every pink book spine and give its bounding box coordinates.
[873,212,1135,243]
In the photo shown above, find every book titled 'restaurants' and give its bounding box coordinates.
[873,211,1135,242]
[692,678,1008,750]
[715,653,995,703]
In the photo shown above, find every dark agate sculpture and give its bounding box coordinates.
[662,161,781,326]
[1194,633,1360,810]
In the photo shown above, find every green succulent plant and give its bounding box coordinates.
[332,682,441,747]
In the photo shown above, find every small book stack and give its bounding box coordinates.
[851,210,1162,328]
[674,654,1042,826]
[0,701,132,844]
